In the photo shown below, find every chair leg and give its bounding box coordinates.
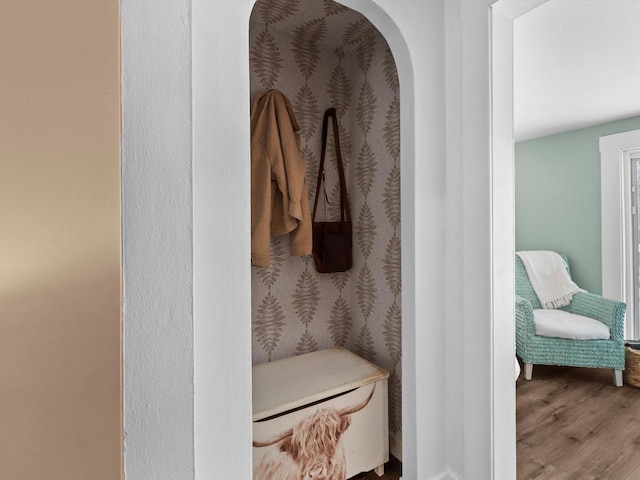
[613,369,623,387]
[524,363,533,380]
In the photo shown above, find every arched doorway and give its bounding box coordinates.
[191,0,418,477]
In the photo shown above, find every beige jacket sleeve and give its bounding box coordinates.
[250,90,312,267]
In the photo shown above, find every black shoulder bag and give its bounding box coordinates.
[311,108,352,273]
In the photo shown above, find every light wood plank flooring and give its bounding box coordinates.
[517,364,640,479]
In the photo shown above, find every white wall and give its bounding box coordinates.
[122,0,512,479]
[122,1,195,479]
[192,0,254,478]
[439,1,495,477]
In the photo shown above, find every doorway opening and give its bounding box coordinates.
[503,0,640,477]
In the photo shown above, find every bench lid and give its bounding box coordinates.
[252,347,389,421]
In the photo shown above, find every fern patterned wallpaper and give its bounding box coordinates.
[249,0,401,447]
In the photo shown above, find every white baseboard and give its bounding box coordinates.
[394,467,462,480]
[429,471,459,480]
[401,474,458,480]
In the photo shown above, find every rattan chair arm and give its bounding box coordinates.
[515,295,536,337]
[562,291,626,342]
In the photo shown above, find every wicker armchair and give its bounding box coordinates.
[515,254,626,386]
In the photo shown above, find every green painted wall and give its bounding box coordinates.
[515,116,640,294]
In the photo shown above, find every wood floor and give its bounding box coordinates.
[351,455,401,480]
[352,365,640,480]
[517,364,640,479]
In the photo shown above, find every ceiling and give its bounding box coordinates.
[514,0,640,142]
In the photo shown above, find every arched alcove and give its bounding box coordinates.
[192,0,421,477]
[248,0,404,466]
[194,1,416,471]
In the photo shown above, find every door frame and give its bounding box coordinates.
[600,129,640,339]
[490,0,549,477]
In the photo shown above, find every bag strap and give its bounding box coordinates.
[312,108,351,223]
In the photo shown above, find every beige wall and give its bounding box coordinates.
[0,1,121,479]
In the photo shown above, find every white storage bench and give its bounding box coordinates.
[252,347,390,479]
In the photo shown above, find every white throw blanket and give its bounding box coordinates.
[516,250,581,309]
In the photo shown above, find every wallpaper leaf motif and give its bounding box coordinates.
[327,64,352,117]
[355,323,377,363]
[355,141,377,197]
[254,293,286,360]
[383,301,402,366]
[383,233,402,296]
[383,166,401,228]
[256,236,285,289]
[259,0,299,25]
[330,271,349,292]
[356,203,377,259]
[296,330,319,355]
[383,96,401,160]
[337,121,352,161]
[250,30,283,90]
[323,0,349,16]
[342,18,377,46]
[328,295,352,347]
[292,18,328,80]
[301,254,313,267]
[388,369,402,434]
[326,122,338,170]
[326,182,343,222]
[356,264,378,321]
[356,35,377,75]
[295,84,321,142]
[325,121,351,173]
[292,269,321,327]
[356,79,377,136]
[383,47,400,92]
[301,145,318,196]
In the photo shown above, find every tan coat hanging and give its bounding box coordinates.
[250,90,312,267]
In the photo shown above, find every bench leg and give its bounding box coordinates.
[524,363,533,380]
[374,464,385,477]
[613,369,623,387]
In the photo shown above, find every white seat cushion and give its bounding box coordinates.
[533,309,610,340]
